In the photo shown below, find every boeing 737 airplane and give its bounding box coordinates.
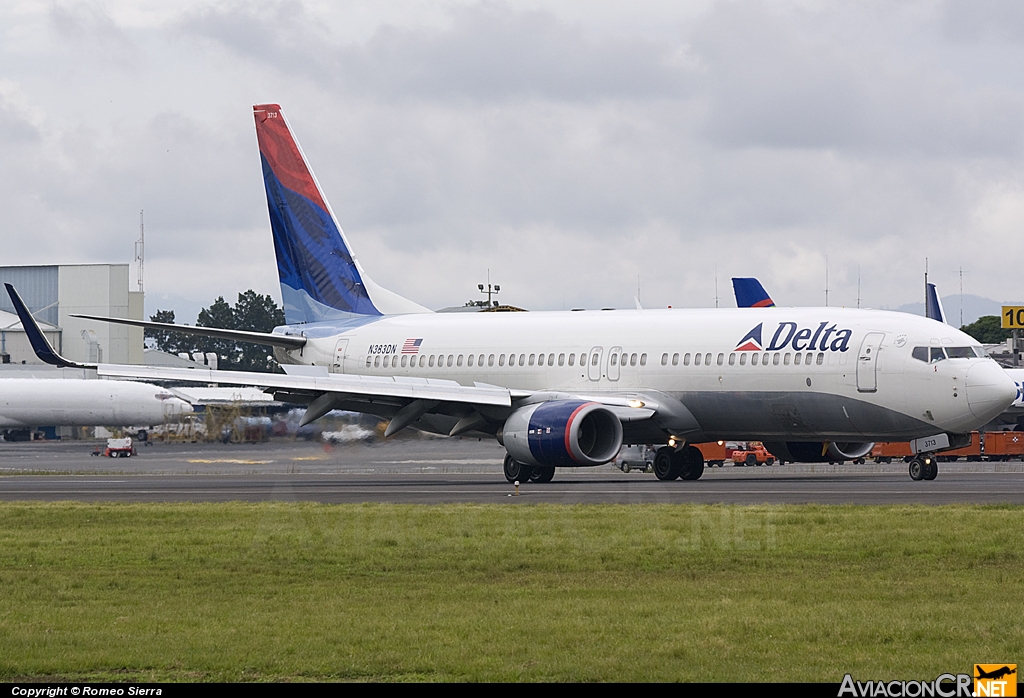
[9,104,1017,483]
[0,377,192,433]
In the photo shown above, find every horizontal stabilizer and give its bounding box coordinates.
[70,314,307,350]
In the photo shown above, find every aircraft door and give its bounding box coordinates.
[588,346,603,381]
[856,332,884,393]
[608,346,622,381]
[332,339,349,374]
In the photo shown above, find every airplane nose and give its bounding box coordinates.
[965,362,1017,422]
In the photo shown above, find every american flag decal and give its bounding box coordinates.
[402,338,423,354]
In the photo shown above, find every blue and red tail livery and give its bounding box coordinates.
[254,104,381,323]
[732,278,776,308]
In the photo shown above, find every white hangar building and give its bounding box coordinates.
[0,264,144,366]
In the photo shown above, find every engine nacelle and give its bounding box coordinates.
[501,400,623,467]
[763,441,875,463]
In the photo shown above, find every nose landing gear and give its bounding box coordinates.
[908,455,938,481]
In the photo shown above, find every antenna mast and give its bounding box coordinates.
[134,210,145,293]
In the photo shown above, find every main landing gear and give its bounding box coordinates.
[908,455,938,481]
[503,454,555,483]
[653,445,705,481]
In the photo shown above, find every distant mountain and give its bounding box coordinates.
[885,294,1003,327]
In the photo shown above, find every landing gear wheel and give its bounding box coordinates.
[923,458,938,480]
[653,447,681,481]
[503,454,531,483]
[679,445,705,481]
[533,467,555,483]
[908,458,925,481]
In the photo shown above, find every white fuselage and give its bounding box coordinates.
[274,307,1016,442]
[0,379,193,429]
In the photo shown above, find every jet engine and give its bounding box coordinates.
[499,400,623,467]
[763,441,875,463]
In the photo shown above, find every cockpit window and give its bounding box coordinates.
[930,347,946,363]
[912,347,928,362]
[945,347,976,359]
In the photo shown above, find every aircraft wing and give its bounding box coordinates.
[7,282,669,435]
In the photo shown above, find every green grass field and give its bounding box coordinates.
[0,502,1020,681]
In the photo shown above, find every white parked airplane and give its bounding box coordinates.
[0,377,193,432]
[10,104,1016,482]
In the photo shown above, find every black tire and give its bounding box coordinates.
[923,459,938,480]
[679,445,705,480]
[745,454,757,466]
[908,458,925,481]
[533,467,555,483]
[503,453,531,483]
[653,447,681,481]
[765,458,774,466]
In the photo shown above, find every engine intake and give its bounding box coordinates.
[764,441,875,463]
[501,400,623,467]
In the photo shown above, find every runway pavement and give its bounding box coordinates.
[1,437,1023,505]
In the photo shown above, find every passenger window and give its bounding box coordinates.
[508,353,515,366]
[467,354,474,367]
[592,353,600,366]
[401,355,408,367]
[374,356,380,368]
[930,347,946,363]
[520,354,527,367]
[751,353,759,366]
[672,353,679,366]
[717,353,724,366]
[630,353,637,366]
[728,353,735,366]
[457,355,464,367]
[579,354,587,366]
[529,354,535,366]
[661,353,668,366]
[489,354,495,367]
[783,353,790,365]
[365,357,371,368]
[794,353,801,366]
[640,353,647,366]
[739,352,747,366]
[428,355,435,367]
[419,356,426,367]
[773,353,780,366]
[705,353,712,365]
[683,353,691,366]
[694,353,702,366]
[558,353,565,366]
[548,353,555,365]
[816,353,824,365]
[611,353,618,366]
[569,353,576,366]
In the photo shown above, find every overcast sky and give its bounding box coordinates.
[3,0,1024,321]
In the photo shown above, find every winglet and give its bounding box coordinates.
[732,278,776,308]
[4,283,92,368]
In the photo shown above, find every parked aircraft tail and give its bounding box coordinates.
[253,104,429,324]
[925,282,946,323]
[732,278,776,308]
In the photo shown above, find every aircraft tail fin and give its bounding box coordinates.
[732,278,776,308]
[253,104,429,324]
[925,282,946,323]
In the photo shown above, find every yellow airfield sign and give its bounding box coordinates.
[1002,306,1024,329]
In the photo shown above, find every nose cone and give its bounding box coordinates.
[167,398,194,416]
[965,362,1017,423]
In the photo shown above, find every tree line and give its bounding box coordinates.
[147,291,285,372]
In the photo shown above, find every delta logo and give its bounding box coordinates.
[974,664,1016,697]
[736,322,853,353]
